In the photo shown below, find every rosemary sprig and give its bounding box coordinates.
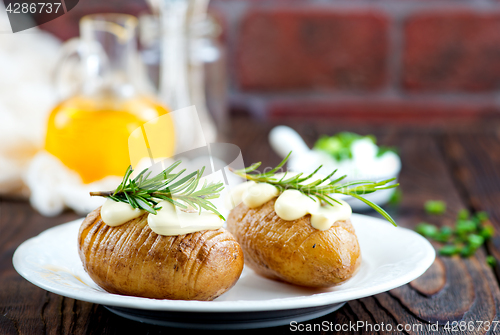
[90,161,225,219]
[231,152,399,226]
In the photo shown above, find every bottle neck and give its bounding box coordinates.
[80,15,138,99]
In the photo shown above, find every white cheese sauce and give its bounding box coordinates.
[272,189,351,230]
[147,201,224,236]
[100,198,145,226]
[100,198,223,236]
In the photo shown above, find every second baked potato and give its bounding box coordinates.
[226,198,361,288]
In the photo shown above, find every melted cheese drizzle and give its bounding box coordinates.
[100,199,223,236]
[227,172,352,230]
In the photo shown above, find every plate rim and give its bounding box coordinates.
[13,214,435,313]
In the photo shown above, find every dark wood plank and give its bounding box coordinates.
[442,133,500,284]
[0,201,85,335]
[314,132,499,335]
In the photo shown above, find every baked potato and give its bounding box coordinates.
[78,207,244,300]
[226,198,361,288]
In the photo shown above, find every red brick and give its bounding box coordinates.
[237,9,389,91]
[268,98,499,124]
[404,11,500,92]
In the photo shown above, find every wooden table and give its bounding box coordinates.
[2,116,500,334]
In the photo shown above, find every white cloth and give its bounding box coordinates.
[24,152,122,216]
[0,17,123,216]
[0,25,61,197]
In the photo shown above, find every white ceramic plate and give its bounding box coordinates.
[13,214,435,329]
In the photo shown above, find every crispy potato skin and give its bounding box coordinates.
[226,199,361,288]
[78,207,244,301]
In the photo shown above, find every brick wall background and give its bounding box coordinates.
[39,0,500,123]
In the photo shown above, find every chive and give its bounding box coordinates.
[480,225,495,239]
[415,207,494,259]
[456,220,476,237]
[457,209,469,220]
[439,245,461,256]
[424,200,446,215]
[467,234,485,248]
[433,226,453,243]
[460,245,477,257]
[476,211,489,223]
[415,223,439,238]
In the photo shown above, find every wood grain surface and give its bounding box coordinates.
[1,116,500,334]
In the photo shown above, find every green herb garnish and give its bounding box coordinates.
[424,200,447,215]
[439,245,461,256]
[90,161,225,219]
[415,207,495,258]
[231,151,399,226]
[415,222,439,238]
[313,132,397,161]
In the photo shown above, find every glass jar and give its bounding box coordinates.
[45,14,175,183]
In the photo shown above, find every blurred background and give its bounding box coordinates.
[2,0,500,215]
[30,0,500,124]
